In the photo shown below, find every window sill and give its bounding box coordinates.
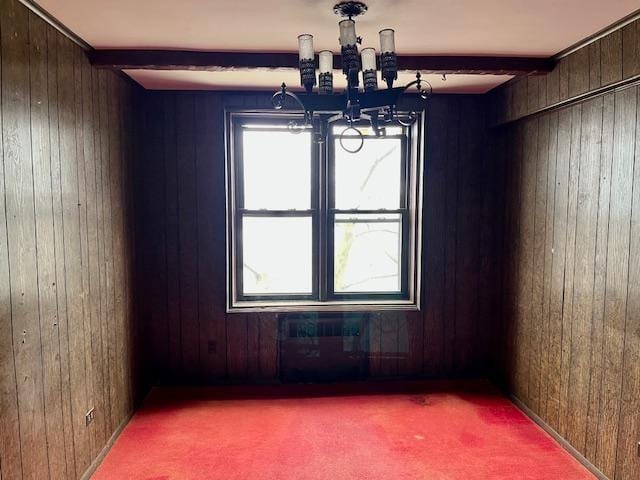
[227,299,420,314]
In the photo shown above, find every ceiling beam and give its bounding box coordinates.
[88,50,554,75]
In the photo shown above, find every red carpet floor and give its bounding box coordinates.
[92,381,594,479]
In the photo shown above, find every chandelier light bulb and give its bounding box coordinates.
[379,29,395,53]
[361,48,376,71]
[298,34,314,60]
[319,50,333,74]
[339,19,357,46]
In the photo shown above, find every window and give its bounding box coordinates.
[226,112,423,312]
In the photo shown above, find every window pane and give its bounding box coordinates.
[243,129,311,210]
[333,213,402,293]
[334,137,402,210]
[242,216,312,295]
[332,125,404,136]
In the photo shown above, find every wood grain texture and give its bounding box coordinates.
[1,1,50,477]
[0,0,144,478]
[488,18,640,126]
[136,93,497,384]
[595,86,636,479]
[88,49,554,75]
[614,86,640,480]
[494,83,640,479]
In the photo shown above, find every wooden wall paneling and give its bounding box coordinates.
[482,124,506,376]
[195,95,226,381]
[46,24,76,479]
[144,93,169,380]
[0,2,143,477]
[399,311,424,377]
[57,32,91,476]
[584,92,615,461]
[537,110,558,420]
[502,83,514,123]
[28,12,69,479]
[397,313,409,375]
[87,58,108,451]
[600,30,623,86]
[613,85,640,480]
[527,74,545,113]
[97,70,114,433]
[0,2,23,477]
[588,40,602,91]
[498,125,511,383]
[103,71,119,434]
[247,315,261,380]
[368,312,383,376]
[226,313,249,380]
[111,75,127,424]
[209,95,229,379]
[621,19,640,79]
[455,97,483,374]
[138,92,493,385]
[546,63,560,106]
[422,96,446,376]
[557,105,582,438]
[128,81,141,406]
[379,312,400,377]
[175,93,200,381]
[114,78,126,413]
[595,87,637,478]
[128,83,141,405]
[162,94,182,381]
[73,41,97,459]
[491,20,640,127]
[543,108,573,430]
[112,76,135,412]
[527,113,550,413]
[130,84,143,404]
[502,123,524,392]
[565,96,603,451]
[443,97,460,374]
[558,57,570,102]
[568,47,590,98]
[514,118,538,403]
[512,78,528,119]
[258,313,278,380]
[491,20,640,477]
[526,75,539,113]
[1,1,51,477]
[136,93,152,376]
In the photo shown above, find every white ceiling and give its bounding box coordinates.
[37,0,640,92]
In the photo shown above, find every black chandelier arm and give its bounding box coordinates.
[399,74,433,100]
[271,83,308,113]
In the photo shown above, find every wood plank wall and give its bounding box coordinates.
[136,92,501,385]
[487,17,640,126]
[0,0,143,478]
[491,20,640,480]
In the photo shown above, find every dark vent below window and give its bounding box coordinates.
[279,313,370,383]
[288,320,360,338]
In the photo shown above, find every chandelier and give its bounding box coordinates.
[272,0,431,153]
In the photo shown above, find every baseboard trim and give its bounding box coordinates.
[79,411,135,480]
[510,395,609,480]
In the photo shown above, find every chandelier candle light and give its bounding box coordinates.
[272,0,431,153]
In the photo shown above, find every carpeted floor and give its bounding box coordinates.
[92,381,594,479]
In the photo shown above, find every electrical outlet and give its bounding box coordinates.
[85,408,95,426]
[208,340,216,354]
